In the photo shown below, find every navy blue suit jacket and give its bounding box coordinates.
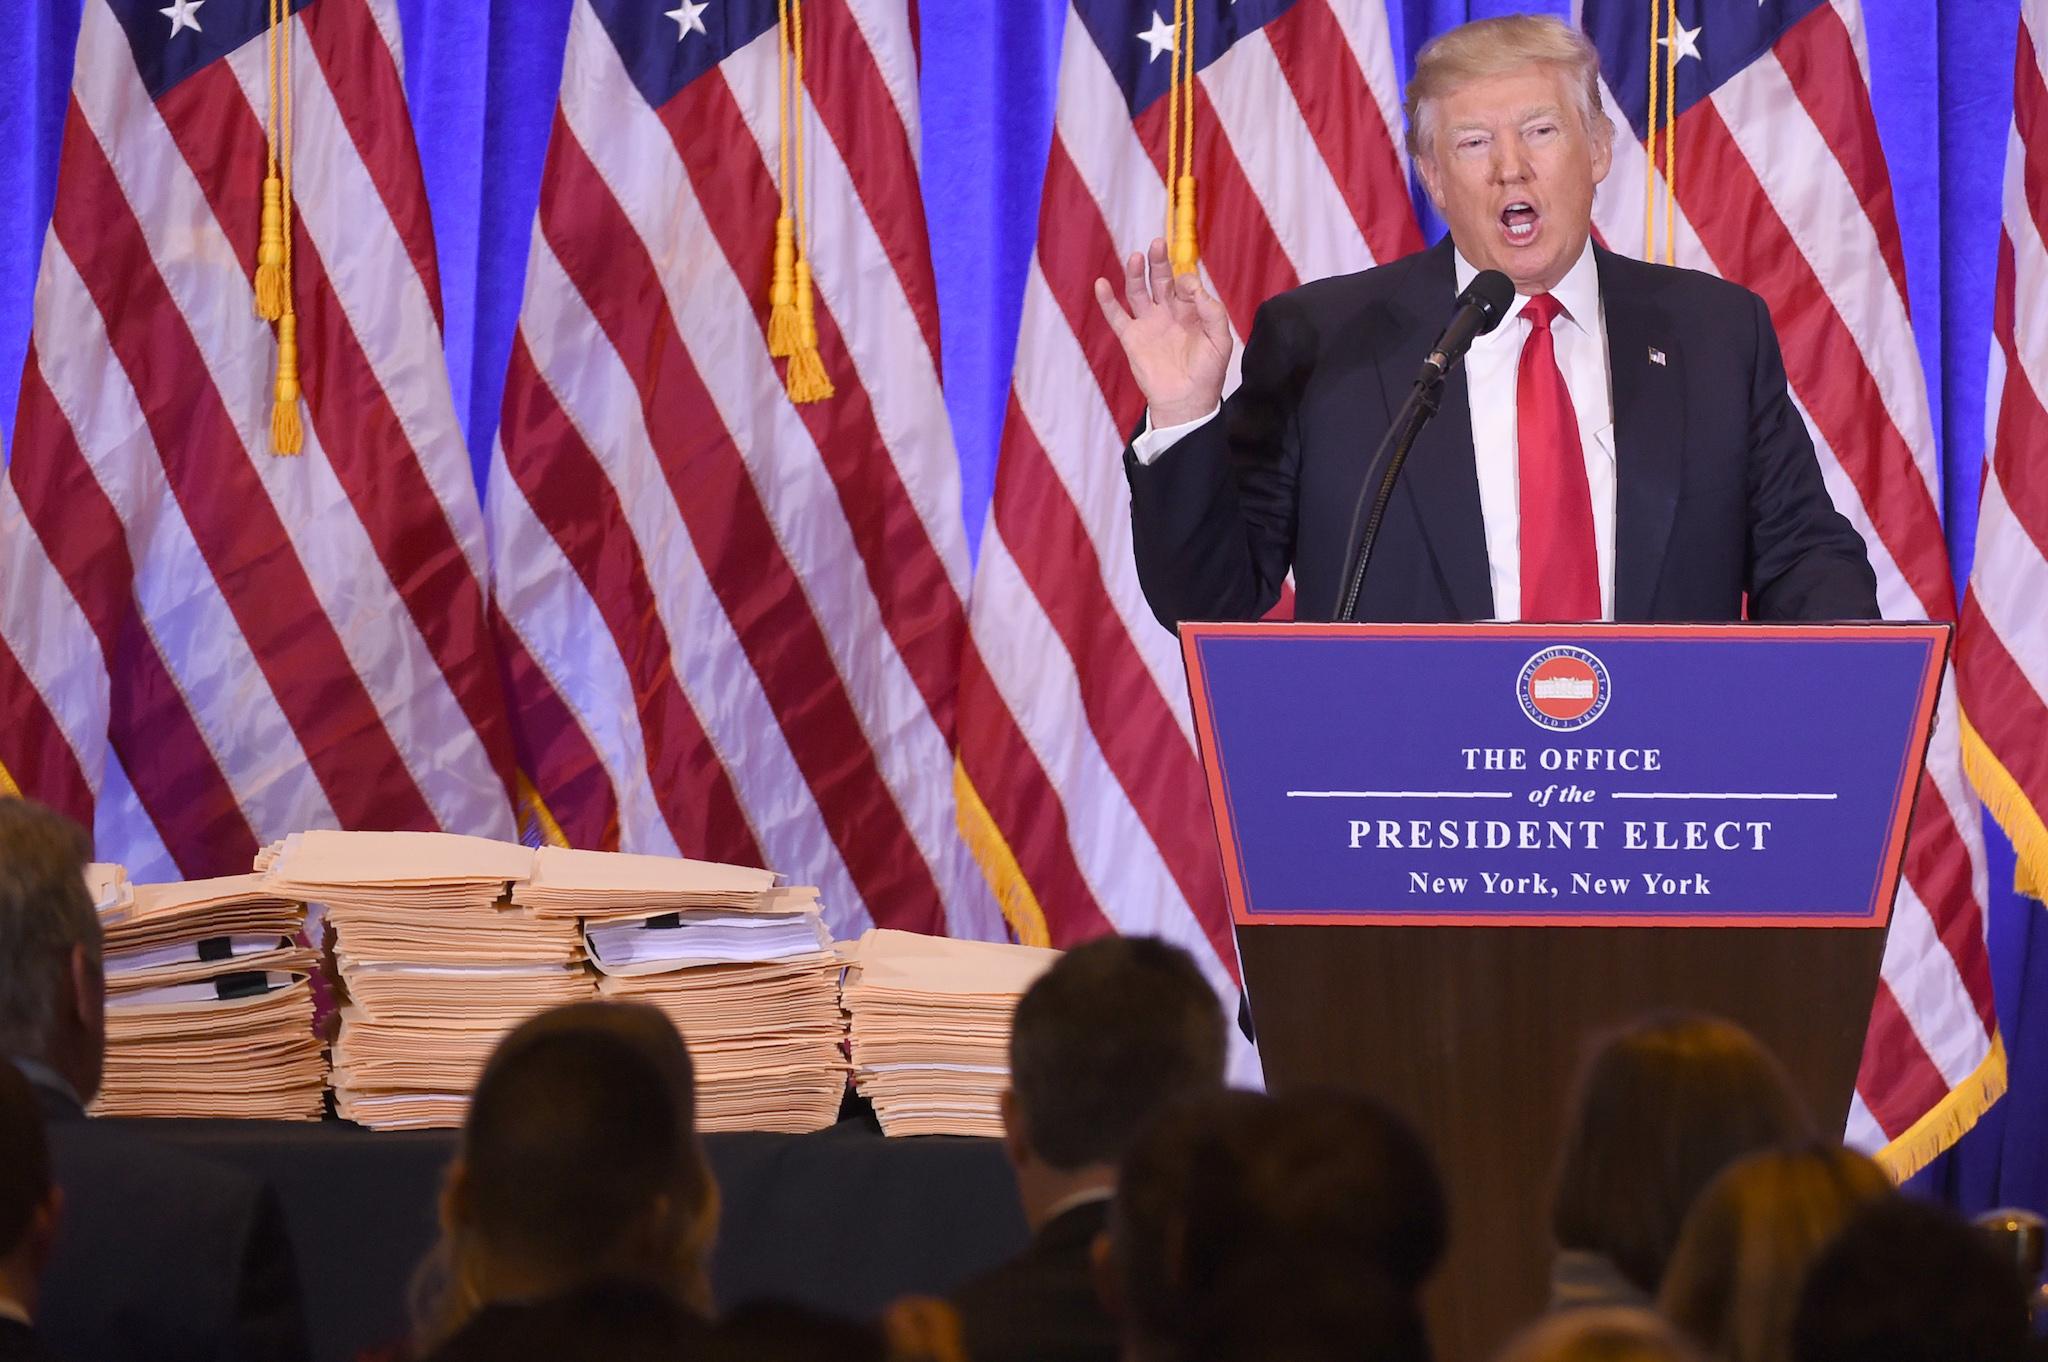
[28,1076,309,1362]
[1126,239,1880,626]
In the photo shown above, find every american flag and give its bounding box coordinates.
[487,0,1003,943]
[0,0,517,879]
[1960,0,2048,912]
[1578,0,2001,1175]
[952,0,1421,1072]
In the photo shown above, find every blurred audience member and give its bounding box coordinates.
[0,1060,58,1362]
[1658,1143,1891,1362]
[1496,1307,1705,1362]
[1108,1088,1447,1362]
[950,936,1226,1362]
[414,1007,718,1351]
[0,797,308,1362]
[1551,1013,1813,1309]
[1792,1194,2033,1362]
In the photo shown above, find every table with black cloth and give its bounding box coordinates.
[111,1117,1029,1362]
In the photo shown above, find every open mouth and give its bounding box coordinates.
[1500,201,1540,245]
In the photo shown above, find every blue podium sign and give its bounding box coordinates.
[1180,623,1948,928]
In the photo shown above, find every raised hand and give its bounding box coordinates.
[1093,237,1233,429]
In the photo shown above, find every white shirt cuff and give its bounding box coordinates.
[1130,404,1222,465]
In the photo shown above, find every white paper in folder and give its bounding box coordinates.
[584,911,833,975]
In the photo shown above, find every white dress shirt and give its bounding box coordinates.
[1132,239,1618,620]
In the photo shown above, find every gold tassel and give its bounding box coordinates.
[272,312,304,455]
[767,0,800,356]
[1166,0,1199,276]
[254,176,286,319]
[768,216,799,356]
[1171,174,1199,276]
[785,260,833,404]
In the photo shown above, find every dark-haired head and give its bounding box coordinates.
[1110,1088,1446,1362]
[1002,935,1225,1226]
[1792,1194,2032,1362]
[0,798,105,1104]
[416,1004,717,1347]
[1552,1012,1813,1296]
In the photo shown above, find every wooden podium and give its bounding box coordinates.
[1181,622,1947,1360]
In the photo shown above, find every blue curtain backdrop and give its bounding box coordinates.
[0,0,2041,1212]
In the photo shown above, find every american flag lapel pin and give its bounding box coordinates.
[1649,346,1667,366]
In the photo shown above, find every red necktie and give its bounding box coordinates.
[1516,292,1601,621]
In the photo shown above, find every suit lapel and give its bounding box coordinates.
[1375,240,1493,620]
[1597,247,1685,621]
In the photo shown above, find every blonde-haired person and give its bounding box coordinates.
[1497,1307,1704,1362]
[1657,1144,1893,1362]
[409,1002,720,1356]
[1104,13,1877,631]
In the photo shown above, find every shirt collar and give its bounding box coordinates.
[1041,1186,1114,1225]
[1453,237,1601,344]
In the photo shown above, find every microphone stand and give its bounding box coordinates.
[1333,373,1447,622]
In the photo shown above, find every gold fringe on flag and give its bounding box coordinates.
[953,757,1051,948]
[515,773,573,850]
[0,757,20,799]
[1961,707,2048,901]
[1873,1031,2008,1183]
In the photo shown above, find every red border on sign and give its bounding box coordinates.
[1179,621,1950,930]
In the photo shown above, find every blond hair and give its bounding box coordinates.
[1496,1307,1705,1362]
[1405,14,1614,160]
[1658,1144,1893,1362]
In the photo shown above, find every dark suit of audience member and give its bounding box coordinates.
[423,1278,710,1362]
[25,1065,307,1362]
[951,1195,1114,1362]
[0,1319,53,1362]
[0,1059,59,1362]
[0,798,310,1362]
[1110,1089,1448,1362]
[948,937,1228,1362]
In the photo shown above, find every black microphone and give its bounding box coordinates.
[1414,269,1516,386]
[1333,268,1516,622]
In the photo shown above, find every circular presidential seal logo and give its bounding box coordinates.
[1518,646,1612,732]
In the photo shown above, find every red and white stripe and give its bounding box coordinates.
[1583,0,2000,1172]
[489,0,1002,943]
[1959,1,2048,907]
[0,0,516,879]
[956,0,1423,1073]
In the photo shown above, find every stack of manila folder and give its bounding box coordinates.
[843,929,1060,1136]
[259,830,589,1130]
[93,874,323,1120]
[516,847,847,1133]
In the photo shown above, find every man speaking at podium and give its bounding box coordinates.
[1100,15,1880,628]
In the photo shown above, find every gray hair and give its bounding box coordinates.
[0,799,102,1057]
[1405,15,1615,161]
